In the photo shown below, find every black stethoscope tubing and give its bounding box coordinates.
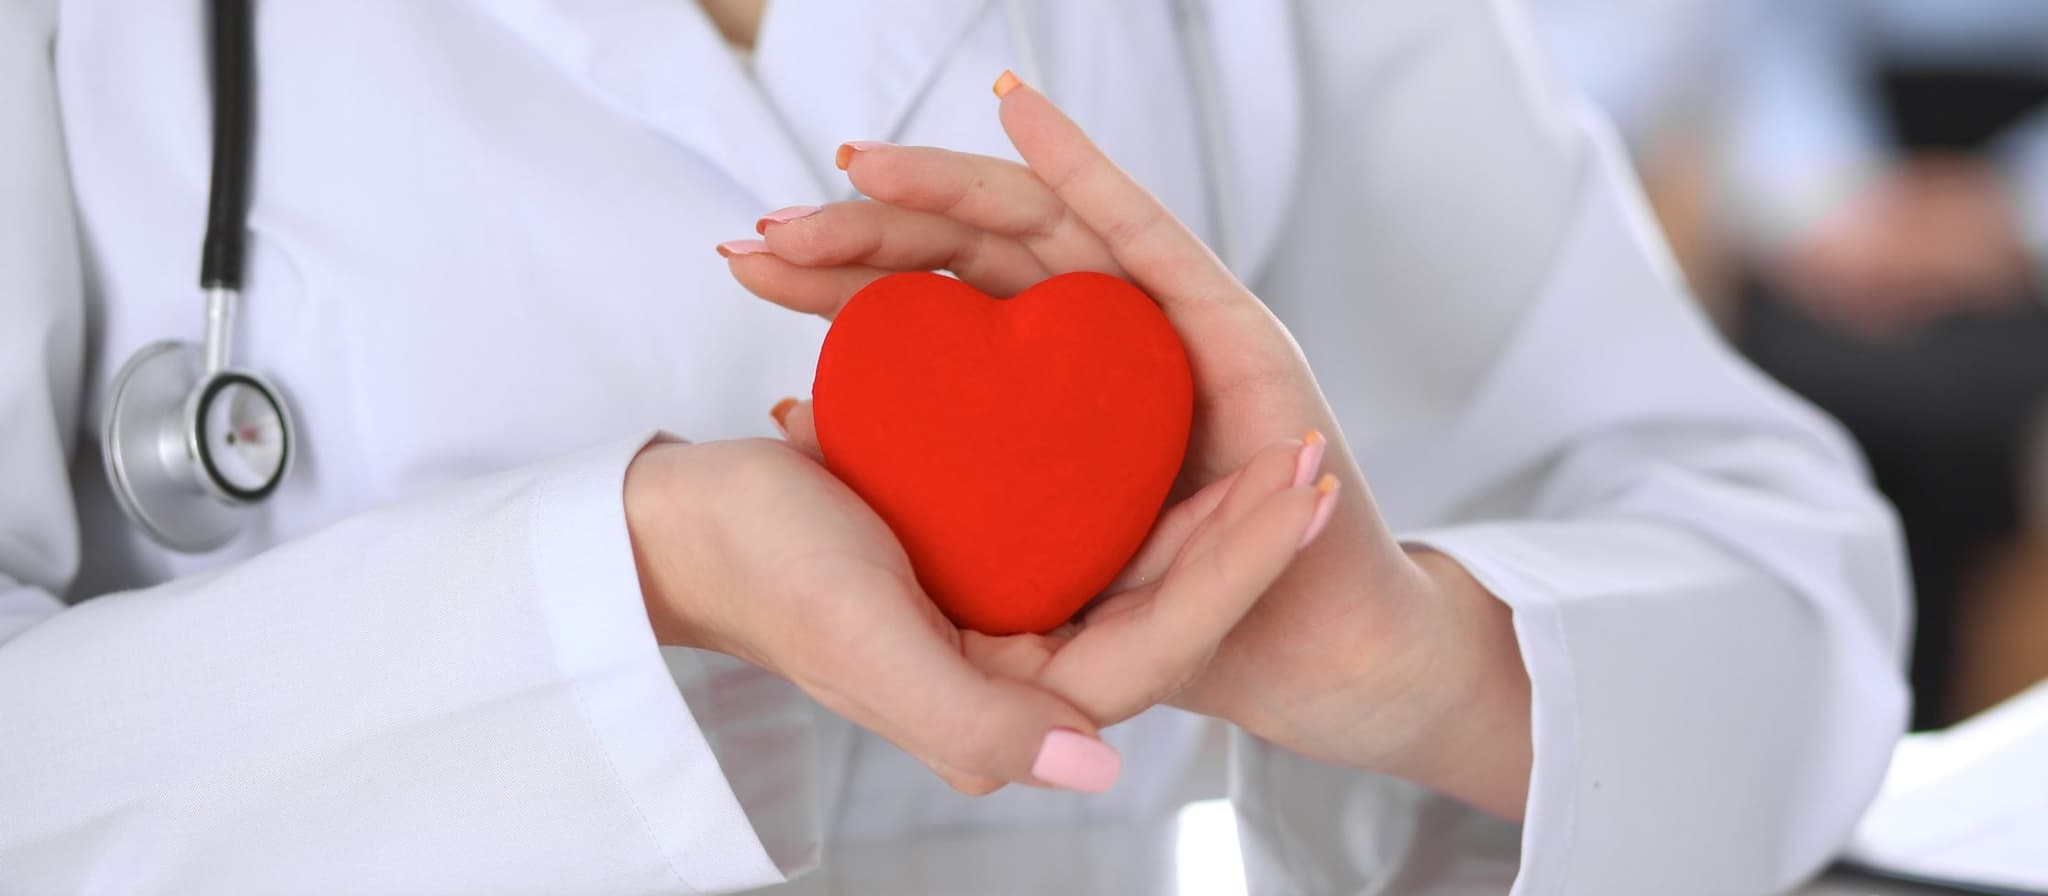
[202,0,253,294]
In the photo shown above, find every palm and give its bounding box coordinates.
[667,440,952,655]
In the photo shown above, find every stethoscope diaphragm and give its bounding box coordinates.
[102,340,294,553]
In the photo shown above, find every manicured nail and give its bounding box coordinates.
[716,239,770,258]
[1301,474,1341,549]
[1293,430,1327,488]
[1032,728,1120,793]
[835,141,892,171]
[993,69,1022,99]
[769,397,798,436]
[754,205,821,235]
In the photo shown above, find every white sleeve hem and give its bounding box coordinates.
[528,434,789,894]
[1400,526,1582,895]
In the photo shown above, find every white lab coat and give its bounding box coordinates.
[0,0,1910,893]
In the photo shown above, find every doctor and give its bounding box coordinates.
[1,1,1907,894]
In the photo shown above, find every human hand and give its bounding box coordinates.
[625,434,1333,795]
[625,438,1109,795]
[725,73,1534,819]
[1774,156,2032,339]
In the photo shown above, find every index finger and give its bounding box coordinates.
[1030,438,1326,725]
[993,73,1244,310]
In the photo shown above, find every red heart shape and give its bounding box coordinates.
[814,271,1193,635]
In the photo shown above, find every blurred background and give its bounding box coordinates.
[1530,0,2048,731]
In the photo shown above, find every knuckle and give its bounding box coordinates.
[767,223,839,265]
[948,230,990,276]
[937,175,979,220]
[857,156,920,203]
[1099,204,1163,253]
[1139,650,1204,705]
[943,773,1004,797]
[1021,200,1072,243]
[931,700,1013,778]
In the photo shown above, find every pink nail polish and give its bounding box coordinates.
[755,205,821,234]
[716,239,771,258]
[1300,474,1341,548]
[1293,430,1327,488]
[1032,729,1120,793]
[834,140,894,171]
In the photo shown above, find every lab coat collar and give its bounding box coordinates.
[463,0,986,209]
[752,1,988,181]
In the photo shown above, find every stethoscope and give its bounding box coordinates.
[99,0,1229,554]
[102,0,294,554]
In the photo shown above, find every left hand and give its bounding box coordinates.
[724,74,1533,819]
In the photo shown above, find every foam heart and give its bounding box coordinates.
[814,271,1193,635]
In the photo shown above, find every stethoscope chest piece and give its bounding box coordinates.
[103,339,293,553]
[103,0,296,553]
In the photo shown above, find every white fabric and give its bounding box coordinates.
[0,0,1907,893]
[1847,678,2048,891]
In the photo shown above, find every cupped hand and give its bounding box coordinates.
[624,433,1332,795]
[725,74,1535,819]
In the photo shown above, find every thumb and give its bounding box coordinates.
[781,574,1122,795]
[769,397,823,462]
[819,645,1124,796]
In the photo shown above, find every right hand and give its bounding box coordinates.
[621,436,1329,796]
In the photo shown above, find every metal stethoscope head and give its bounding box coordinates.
[102,0,295,553]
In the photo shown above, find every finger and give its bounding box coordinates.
[725,251,891,320]
[1101,428,1322,596]
[789,581,1120,793]
[1035,440,1333,724]
[760,200,1054,298]
[994,74,1243,310]
[769,398,822,463]
[1102,469,1239,594]
[960,631,1067,682]
[1190,431,1324,542]
[838,142,1122,276]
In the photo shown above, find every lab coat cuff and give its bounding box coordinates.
[529,433,789,893]
[1397,525,1582,895]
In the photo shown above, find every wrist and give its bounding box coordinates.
[624,439,715,650]
[1386,548,1533,821]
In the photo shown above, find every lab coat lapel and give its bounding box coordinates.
[750,0,987,196]
[463,0,831,207]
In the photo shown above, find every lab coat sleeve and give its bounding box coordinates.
[1233,1,1911,894]
[0,10,811,892]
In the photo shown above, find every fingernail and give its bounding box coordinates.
[1300,474,1341,549]
[755,205,821,235]
[769,397,798,436]
[1293,430,1327,488]
[716,239,771,259]
[993,69,1023,99]
[835,141,892,171]
[1032,728,1120,793]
